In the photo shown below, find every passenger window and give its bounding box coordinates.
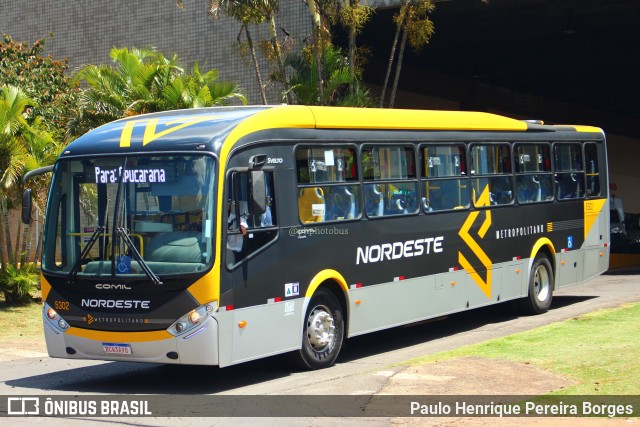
[362,146,418,217]
[554,143,585,200]
[514,144,553,204]
[421,145,469,211]
[470,144,513,206]
[296,146,361,223]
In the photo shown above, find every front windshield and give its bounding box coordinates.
[43,155,216,279]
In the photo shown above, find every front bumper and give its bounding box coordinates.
[43,315,219,365]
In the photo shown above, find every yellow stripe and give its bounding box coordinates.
[41,273,52,301]
[584,198,607,240]
[458,185,493,298]
[458,214,493,298]
[530,237,556,262]
[310,107,528,131]
[142,115,219,146]
[187,268,219,305]
[305,269,349,298]
[66,327,172,342]
[119,120,137,148]
[569,125,603,134]
[215,106,316,291]
[459,252,492,298]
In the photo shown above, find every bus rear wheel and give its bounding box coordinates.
[298,289,344,370]
[520,255,554,314]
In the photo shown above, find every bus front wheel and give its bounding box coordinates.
[298,289,344,370]
[520,255,554,314]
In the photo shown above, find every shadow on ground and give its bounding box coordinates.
[5,295,595,394]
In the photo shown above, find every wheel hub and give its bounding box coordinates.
[308,308,335,350]
[534,265,550,301]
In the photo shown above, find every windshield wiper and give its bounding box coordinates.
[117,227,163,286]
[109,157,162,285]
[67,226,104,285]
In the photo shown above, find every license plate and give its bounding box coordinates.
[102,343,132,355]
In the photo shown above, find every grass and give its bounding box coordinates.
[405,302,640,395]
[0,299,43,342]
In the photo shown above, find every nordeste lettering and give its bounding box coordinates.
[356,236,444,265]
[81,299,150,309]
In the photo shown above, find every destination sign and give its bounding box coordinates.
[94,166,166,184]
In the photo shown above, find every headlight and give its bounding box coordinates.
[43,303,70,332]
[167,301,217,337]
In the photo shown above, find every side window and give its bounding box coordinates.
[421,144,469,212]
[362,145,418,217]
[296,146,361,223]
[584,142,601,197]
[554,143,585,200]
[470,144,513,206]
[514,143,553,204]
[226,171,277,267]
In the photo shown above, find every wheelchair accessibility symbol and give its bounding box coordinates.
[567,236,573,249]
[116,255,131,273]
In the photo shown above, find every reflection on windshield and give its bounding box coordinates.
[43,155,216,280]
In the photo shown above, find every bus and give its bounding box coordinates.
[23,106,609,369]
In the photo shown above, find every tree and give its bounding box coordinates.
[380,0,435,108]
[0,34,79,141]
[177,0,274,104]
[0,86,32,269]
[16,115,60,265]
[162,62,247,109]
[339,0,373,97]
[69,47,246,136]
[285,44,373,107]
[0,85,60,305]
[250,0,294,104]
[0,36,72,304]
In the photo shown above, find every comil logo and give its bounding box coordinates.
[95,283,132,291]
[458,186,493,298]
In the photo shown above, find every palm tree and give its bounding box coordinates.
[381,0,435,108]
[16,115,60,266]
[285,45,372,107]
[306,0,326,104]
[0,85,58,304]
[177,0,271,104]
[69,47,246,137]
[340,0,373,97]
[159,63,247,110]
[0,85,32,267]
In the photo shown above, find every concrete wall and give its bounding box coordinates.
[0,0,311,104]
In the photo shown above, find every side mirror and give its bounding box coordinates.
[21,188,32,224]
[248,170,267,215]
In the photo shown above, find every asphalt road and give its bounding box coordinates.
[1,271,639,425]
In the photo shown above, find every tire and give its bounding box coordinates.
[297,288,344,370]
[519,255,554,314]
